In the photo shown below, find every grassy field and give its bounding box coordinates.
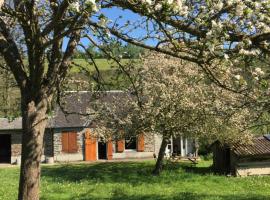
[1,160,270,200]
[70,59,134,72]
[0,59,134,117]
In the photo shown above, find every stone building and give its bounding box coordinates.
[0,91,196,164]
[0,91,155,164]
[0,118,53,164]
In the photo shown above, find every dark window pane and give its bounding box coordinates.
[125,137,136,149]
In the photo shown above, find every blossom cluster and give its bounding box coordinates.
[69,0,99,13]
[93,52,261,144]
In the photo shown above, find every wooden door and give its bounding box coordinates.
[137,134,145,152]
[85,129,97,161]
[107,140,113,160]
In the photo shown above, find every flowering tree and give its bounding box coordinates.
[106,0,270,60]
[0,0,269,199]
[94,52,263,175]
[90,0,270,92]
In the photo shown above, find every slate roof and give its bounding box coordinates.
[53,90,129,128]
[0,91,129,130]
[233,136,270,157]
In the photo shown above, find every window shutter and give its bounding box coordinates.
[68,132,78,153]
[137,134,144,152]
[62,132,69,153]
[117,140,125,153]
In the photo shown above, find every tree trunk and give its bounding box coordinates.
[152,137,170,176]
[18,96,49,200]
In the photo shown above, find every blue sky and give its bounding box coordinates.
[63,7,155,51]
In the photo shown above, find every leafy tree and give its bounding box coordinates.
[121,44,144,59]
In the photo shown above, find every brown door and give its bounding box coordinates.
[107,140,113,160]
[137,134,145,152]
[85,129,97,161]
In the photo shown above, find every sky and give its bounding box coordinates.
[63,7,155,51]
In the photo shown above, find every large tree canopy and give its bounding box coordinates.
[93,52,262,174]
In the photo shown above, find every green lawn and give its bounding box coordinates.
[1,160,270,200]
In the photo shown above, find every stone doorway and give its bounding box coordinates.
[98,142,107,160]
[0,134,11,163]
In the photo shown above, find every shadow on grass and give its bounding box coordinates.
[70,191,269,200]
[162,160,213,175]
[181,164,213,175]
[42,161,215,186]
[42,162,156,185]
[40,162,270,200]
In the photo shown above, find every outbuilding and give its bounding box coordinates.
[212,135,270,176]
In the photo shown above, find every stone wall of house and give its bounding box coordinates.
[144,133,154,152]
[0,130,53,164]
[53,128,84,162]
[154,133,163,155]
[11,131,22,158]
[44,129,54,157]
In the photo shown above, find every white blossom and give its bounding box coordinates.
[234,75,241,80]
[224,54,229,60]
[69,1,80,12]
[167,0,174,5]
[142,0,152,5]
[155,3,162,11]
[255,67,265,76]
[214,1,224,10]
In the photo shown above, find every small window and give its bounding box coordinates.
[62,132,78,153]
[125,137,137,150]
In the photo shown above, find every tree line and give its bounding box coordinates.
[73,43,144,59]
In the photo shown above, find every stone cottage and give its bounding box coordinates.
[0,91,196,164]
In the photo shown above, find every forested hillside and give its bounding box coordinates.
[0,59,136,117]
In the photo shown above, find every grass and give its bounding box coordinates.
[70,59,133,73]
[67,58,136,90]
[0,58,134,117]
[1,160,270,200]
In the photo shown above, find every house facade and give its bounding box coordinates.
[0,91,197,164]
[0,120,160,164]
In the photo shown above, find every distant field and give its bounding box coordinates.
[1,160,270,200]
[0,59,135,117]
[70,59,134,73]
